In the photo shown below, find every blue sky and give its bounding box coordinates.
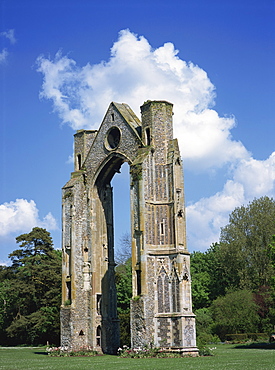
[0,0,274,264]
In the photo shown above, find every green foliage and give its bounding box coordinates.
[198,346,216,356]
[116,258,132,314]
[195,308,214,335]
[191,197,275,339]
[0,227,61,345]
[191,243,228,310]
[219,196,275,291]
[115,257,132,346]
[118,311,131,347]
[197,333,220,347]
[195,308,214,341]
[225,333,268,343]
[195,307,220,346]
[190,252,211,309]
[253,285,275,333]
[211,290,259,341]
[115,232,133,346]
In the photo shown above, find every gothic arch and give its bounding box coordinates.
[93,153,131,188]
[61,100,198,355]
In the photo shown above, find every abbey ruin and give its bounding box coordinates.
[60,100,198,355]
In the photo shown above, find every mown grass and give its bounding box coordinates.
[0,343,274,370]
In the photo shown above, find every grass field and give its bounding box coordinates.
[0,344,274,370]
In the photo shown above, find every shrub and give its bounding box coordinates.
[117,345,186,358]
[198,346,216,356]
[211,290,259,341]
[225,333,268,343]
[197,332,220,346]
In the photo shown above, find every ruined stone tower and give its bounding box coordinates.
[61,100,197,355]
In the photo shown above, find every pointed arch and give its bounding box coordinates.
[171,267,180,312]
[157,266,170,313]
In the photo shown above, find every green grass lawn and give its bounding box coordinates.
[0,344,274,370]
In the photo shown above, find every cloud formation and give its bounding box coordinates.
[0,29,16,64]
[186,152,275,250]
[0,199,58,237]
[0,29,16,44]
[37,29,248,170]
[37,29,275,251]
[0,48,8,64]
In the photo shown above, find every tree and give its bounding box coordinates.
[116,258,132,315]
[116,258,132,346]
[0,227,61,345]
[190,243,227,309]
[190,251,211,310]
[190,197,275,339]
[211,289,259,341]
[115,232,131,265]
[115,232,132,346]
[194,307,218,345]
[254,285,275,333]
[219,196,275,291]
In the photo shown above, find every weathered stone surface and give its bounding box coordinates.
[61,100,198,355]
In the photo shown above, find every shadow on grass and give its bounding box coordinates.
[234,342,275,350]
[34,351,48,355]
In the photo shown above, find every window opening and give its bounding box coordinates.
[96,326,101,346]
[66,281,71,304]
[107,127,121,149]
[77,154,82,170]
[65,247,71,277]
[145,127,151,145]
[96,294,102,315]
[136,270,141,296]
[160,220,165,235]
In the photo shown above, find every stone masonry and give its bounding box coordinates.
[61,100,198,355]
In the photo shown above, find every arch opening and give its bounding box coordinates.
[112,162,131,263]
[95,156,131,348]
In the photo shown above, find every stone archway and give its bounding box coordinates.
[60,100,198,355]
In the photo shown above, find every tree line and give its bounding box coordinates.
[0,196,275,345]
[116,196,275,345]
[191,196,275,343]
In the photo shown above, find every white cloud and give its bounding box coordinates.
[0,29,16,44]
[186,181,245,250]
[0,48,8,64]
[37,29,249,171]
[186,154,275,251]
[176,110,249,170]
[36,29,275,251]
[0,199,58,237]
[233,152,275,199]
[0,29,16,64]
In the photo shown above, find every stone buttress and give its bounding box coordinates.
[61,100,198,355]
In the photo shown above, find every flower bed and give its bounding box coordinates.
[117,345,208,358]
[46,346,98,357]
